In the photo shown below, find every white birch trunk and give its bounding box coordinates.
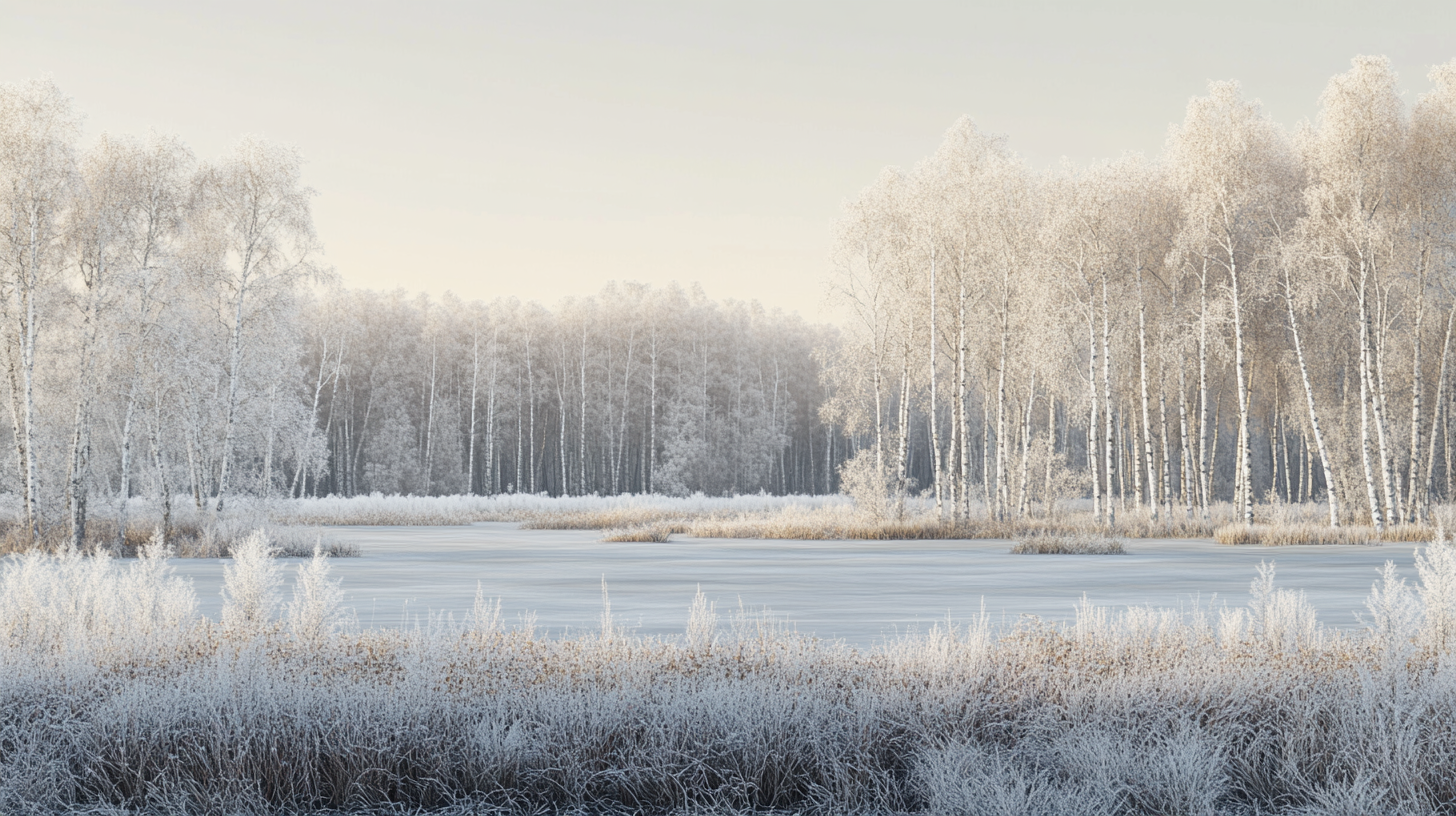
[1136,266,1158,520]
[1284,267,1341,526]
[1357,270,1385,530]
[928,244,943,517]
[1101,278,1116,527]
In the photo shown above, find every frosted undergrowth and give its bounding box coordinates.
[270,491,858,526]
[6,534,1456,814]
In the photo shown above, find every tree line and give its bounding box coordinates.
[294,284,835,502]
[9,56,1455,542]
[0,79,840,547]
[824,56,1456,529]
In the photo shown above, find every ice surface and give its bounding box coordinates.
[165,522,1420,645]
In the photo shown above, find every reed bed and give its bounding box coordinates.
[274,492,851,528]
[1213,522,1436,547]
[5,494,1450,560]
[0,513,359,559]
[599,524,680,542]
[1010,532,1127,554]
[7,531,1456,814]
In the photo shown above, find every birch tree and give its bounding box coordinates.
[189,137,324,512]
[0,79,79,540]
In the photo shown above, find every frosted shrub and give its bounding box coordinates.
[286,544,347,646]
[1246,562,1322,652]
[470,584,503,633]
[1362,561,1421,660]
[0,539,197,663]
[685,588,718,650]
[837,448,895,521]
[1416,535,1456,650]
[220,530,280,634]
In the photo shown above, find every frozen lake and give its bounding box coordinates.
[158,522,1430,646]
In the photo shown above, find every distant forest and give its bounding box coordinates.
[2,55,1455,543]
[0,78,837,547]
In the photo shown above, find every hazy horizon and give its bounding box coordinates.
[4,1,1454,319]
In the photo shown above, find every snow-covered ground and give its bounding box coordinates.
[167,522,1417,644]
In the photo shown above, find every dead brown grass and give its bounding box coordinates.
[516,501,1239,541]
[0,518,358,558]
[1212,521,1432,546]
[535,507,1224,542]
[522,508,689,531]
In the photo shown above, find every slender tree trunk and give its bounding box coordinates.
[6,340,29,537]
[579,324,588,494]
[1228,255,1253,525]
[648,326,658,494]
[1197,260,1211,518]
[982,400,992,517]
[1357,271,1385,530]
[557,344,569,495]
[67,253,110,549]
[1285,269,1341,526]
[1406,261,1428,522]
[1424,304,1456,513]
[1044,396,1056,518]
[261,380,278,496]
[1179,355,1194,520]
[1088,308,1101,523]
[1116,409,1128,513]
[1210,394,1222,505]
[148,411,172,542]
[1370,280,1399,523]
[1017,373,1035,517]
[116,378,140,550]
[423,339,438,494]
[1137,267,1157,520]
[486,334,499,494]
[292,337,333,498]
[928,245,943,517]
[1102,278,1116,527]
[526,333,536,493]
[468,327,480,494]
[1269,387,1281,502]
[872,330,885,480]
[993,294,1011,522]
[615,328,635,494]
[896,353,911,518]
[1159,369,1172,522]
[214,276,250,514]
[957,279,969,519]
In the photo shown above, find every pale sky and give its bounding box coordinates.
[3,1,1454,319]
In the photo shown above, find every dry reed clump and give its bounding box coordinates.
[1010,532,1126,554]
[524,507,690,531]
[600,524,679,542]
[683,508,1160,542]
[12,539,1456,814]
[1213,522,1433,546]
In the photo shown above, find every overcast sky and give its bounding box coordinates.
[3,1,1453,319]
